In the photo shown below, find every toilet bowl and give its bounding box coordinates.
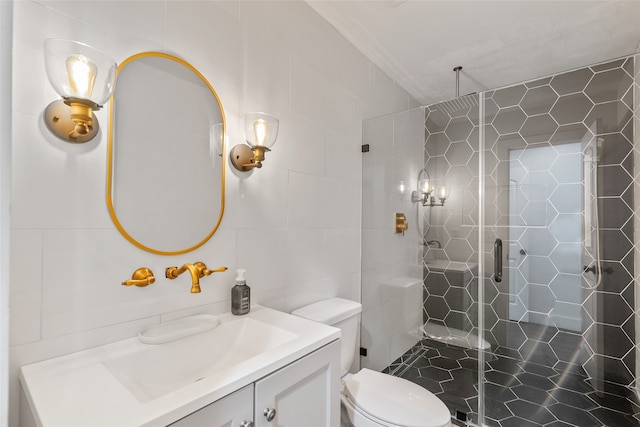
[292,298,451,427]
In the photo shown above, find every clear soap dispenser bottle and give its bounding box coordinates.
[231,269,251,315]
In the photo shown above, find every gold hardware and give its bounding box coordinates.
[395,213,408,235]
[44,99,99,143]
[122,267,155,287]
[229,145,272,171]
[165,262,228,293]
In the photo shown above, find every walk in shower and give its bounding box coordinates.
[361,56,640,426]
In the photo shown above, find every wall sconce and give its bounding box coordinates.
[43,39,117,143]
[230,112,279,171]
[411,171,449,207]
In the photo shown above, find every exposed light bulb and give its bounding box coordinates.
[419,178,431,194]
[253,118,268,147]
[439,186,449,199]
[66,54,97,99]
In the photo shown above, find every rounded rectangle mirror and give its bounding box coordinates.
[107,52,225,255]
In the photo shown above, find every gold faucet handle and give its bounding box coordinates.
[194,262,228,278]
[122,268,155,287]
[165,266,180,279]
[395,213,408,235]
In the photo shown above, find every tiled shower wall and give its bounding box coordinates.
[423,57,637,389]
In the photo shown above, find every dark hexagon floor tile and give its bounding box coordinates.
[511,384,555,406]
[515,372,557,391]
[429,355,461,370]
[484,398,513,421]
[518,361,557,378]
[438,392,472,415]
[468,412,502,427]
[485,369,521,388]
[550,372,593,393]
[549,387,597,410]
[589,407,640,427]
[483,382,518,404]
[548,403,601,427]
[438,346,469,360]
[499,415,544,427]
[418,365,453,382]
[587,390,640,414]
[443,368,478,398]
[493,347,522,360]
[506,399,556,425]
[489,356,524,375]
[458,357,479,371]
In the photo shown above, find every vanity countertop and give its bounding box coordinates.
[20,305,340,427]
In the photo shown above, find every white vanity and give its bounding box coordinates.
[19,306,341,427]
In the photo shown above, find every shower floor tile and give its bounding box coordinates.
[383,338,640,427]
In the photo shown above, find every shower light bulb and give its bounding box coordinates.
[419,178,431,195]
[439,185,449,200]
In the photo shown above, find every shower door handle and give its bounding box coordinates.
[494,238,503,283]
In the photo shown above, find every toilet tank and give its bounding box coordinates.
[292,298,362,376]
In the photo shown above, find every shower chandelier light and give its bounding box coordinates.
[411,171,449,207]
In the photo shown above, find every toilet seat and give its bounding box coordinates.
[343,369,451,427]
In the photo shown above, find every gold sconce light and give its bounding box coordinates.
[411,171,449,207]
[230,112,279,171]
[43,39,117,143]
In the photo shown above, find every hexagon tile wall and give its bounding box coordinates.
[423,56,636,390]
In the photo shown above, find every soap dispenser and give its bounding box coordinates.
[231,269,251,315]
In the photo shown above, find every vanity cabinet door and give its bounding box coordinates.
[169,385,254,427]
[254,340,340,427]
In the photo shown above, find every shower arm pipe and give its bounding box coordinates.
[454,66,462,98]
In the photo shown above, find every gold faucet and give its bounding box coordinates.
[165,262,228,293]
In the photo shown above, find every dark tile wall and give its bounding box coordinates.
[423,57,636,390]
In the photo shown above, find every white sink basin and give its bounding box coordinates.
[104,316,298,402]
[20,305,340,427]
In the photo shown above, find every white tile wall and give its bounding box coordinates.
[9,1,417,424]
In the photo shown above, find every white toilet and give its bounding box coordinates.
[292,298,452,427]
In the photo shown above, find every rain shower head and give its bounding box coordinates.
[438,66,478,116]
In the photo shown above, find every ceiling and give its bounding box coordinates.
[306,1,640,106]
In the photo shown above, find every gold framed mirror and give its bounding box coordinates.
[107,52,225,255]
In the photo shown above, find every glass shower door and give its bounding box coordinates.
[360,55,638,427]
[360,98,483,424]
[480,57,638,426]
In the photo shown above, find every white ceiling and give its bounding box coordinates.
[306,1,640,106]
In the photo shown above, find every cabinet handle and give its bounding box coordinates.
[263,408,276,422]
[240,422,254,427]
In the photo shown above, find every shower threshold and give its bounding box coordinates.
[421,322,491,351]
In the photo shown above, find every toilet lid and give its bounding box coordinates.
[344,369,450,427]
